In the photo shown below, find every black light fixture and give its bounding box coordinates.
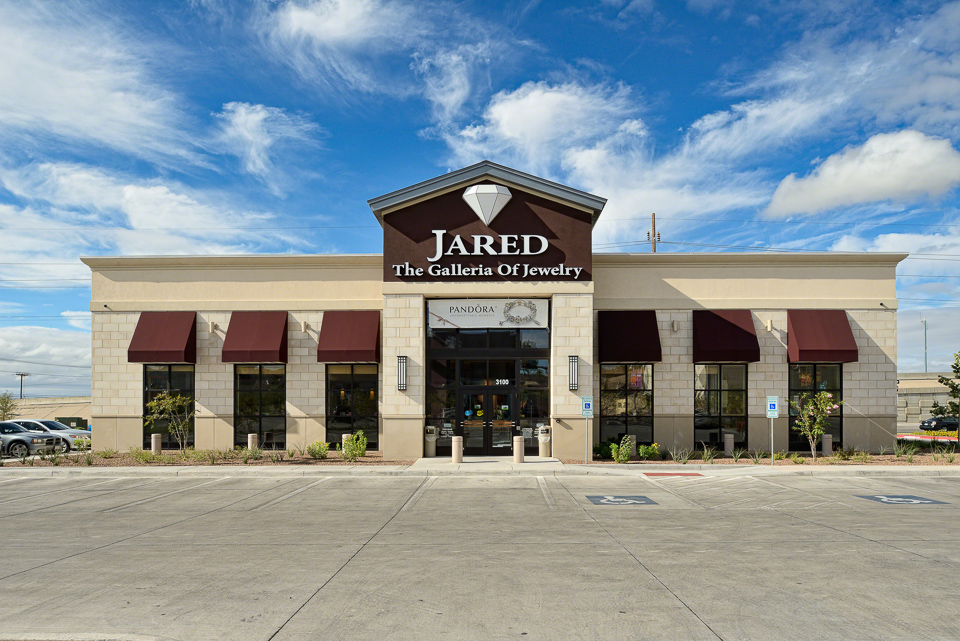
[398,355,407,391]
[568,355,579,391]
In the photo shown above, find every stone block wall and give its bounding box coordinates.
[551,293,594,459]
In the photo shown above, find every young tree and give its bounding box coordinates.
[789,391,842,461]
[144,391,196,453]
[0,391,18,420]
[930,350,959,419]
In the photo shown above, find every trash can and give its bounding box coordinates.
[424,425,437,458]
[538,426,551,458]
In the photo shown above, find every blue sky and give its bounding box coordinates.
[1,0,959,397]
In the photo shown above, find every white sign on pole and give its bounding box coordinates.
[582,396,594,418]
[766,396,779,419]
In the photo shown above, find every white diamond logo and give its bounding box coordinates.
[463,184,512,225]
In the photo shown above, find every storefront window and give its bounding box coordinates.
[694,364,747,448]
[789,363,842,451]
[600,364,654,446]
[235,364,286,450]
[143,365,195,450]
[326,364,379,449]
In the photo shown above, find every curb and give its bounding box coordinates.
[2,464,960,478]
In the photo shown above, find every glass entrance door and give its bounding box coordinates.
[461,390,516,455]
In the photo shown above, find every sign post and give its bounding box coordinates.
[766,396,779,466]
[582,395,594,463]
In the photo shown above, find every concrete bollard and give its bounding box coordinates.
[822,434,833,457]
[513,436,524,464]
[247,433,258,450]
[538,427,551,458]
[342,434,351,452]
[151,433,162,455]
[723,433,734,457]
[451,436,463,463]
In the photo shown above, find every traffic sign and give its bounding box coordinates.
[766,396,779,419]
[581,395,594,418]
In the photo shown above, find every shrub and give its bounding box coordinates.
[788,452,805,465]
[74,437,91,452]
[750,450,766,465]
[593,442,613,460]
[773,451,787,461]
[637,442,660,461]
[99,448,118,459]
[337,431,367,462]
[307,441,329,460]
[699,443,717,463]
[732,448,747,463]
[669,447,692,464]
[610,435,633,464]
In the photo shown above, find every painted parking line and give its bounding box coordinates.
[252,477,332,511]
[857,495,948,505]
[644,472,703,477]
[104,478,228,512]
[537,476,557,511]
[586,495,658,506]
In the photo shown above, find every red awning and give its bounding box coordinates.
[597,311,662,362]
[787,309,858,362]
[317,310,381,362]
[221,311,288,363]
[128,311,197,363]
[692,310,760,362]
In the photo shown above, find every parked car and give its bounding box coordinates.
[922,416,959,431]
[12,419,90,452]
[0,422,61,458]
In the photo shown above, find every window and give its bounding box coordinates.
[326,364,379,449]
[143,365,195,450]
[694,364,747,448]
[235,364,286,450]
[600,364,654,446]
[789,364,842,451]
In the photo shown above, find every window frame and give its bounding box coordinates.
[788,363,843,452]
[694,363,748,449]
[325,364,379,450]
[142,364,195,450]
[599,363,655,446]
[234,364,286,450]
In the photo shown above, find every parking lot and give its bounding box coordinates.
[1,470,959,640]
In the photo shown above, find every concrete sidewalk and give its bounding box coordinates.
[2,457,960,478]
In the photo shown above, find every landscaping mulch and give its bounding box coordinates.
[0,450,415,468]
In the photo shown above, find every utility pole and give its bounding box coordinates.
[15,372,29,399]
[921,317,928,373]
[646,212,660,253]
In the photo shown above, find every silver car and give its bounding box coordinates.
[12,419,89,453]
[0,422,61,458]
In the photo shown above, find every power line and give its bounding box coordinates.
[0,369,89,379]
[602,216,960,230]
[1,224,380,232]
[0,358,89,369]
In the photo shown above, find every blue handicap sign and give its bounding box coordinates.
[586,495,657,506]
[857,495,946,505]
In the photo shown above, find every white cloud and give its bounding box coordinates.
[444,81,640,176]
[213,102,321,195]
[61,311,92,331]
[259,0,428,95]
[897,308,960,373]
[767,131,960,216]
[0,326,91,398]
[0,162,313,286]
[0,1,194,164]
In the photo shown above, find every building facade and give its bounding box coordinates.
[83,162,905,459]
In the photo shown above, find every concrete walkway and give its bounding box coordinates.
[3,457,960,477]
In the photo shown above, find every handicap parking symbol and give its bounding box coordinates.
[857,495,947,505]
[586,495,657,506]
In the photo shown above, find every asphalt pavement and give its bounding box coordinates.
[0,465,958,640]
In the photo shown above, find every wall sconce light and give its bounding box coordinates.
[671,320,679,332]
[568,355,579,391]
[765,319,773,332]
[398,355,407,391]
[301,320,309,333]
[208,321,218,333]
